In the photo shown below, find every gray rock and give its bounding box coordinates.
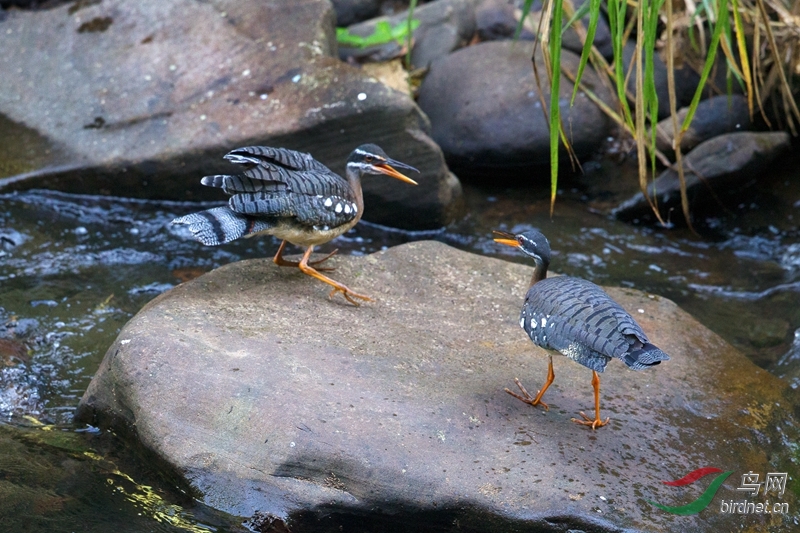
[339,0,478,68]
[476,0,531,41]
[417,41,612,170]
[0,0,461,230]
[613,131,790,221]
[77,241,799,531]
[332,0,382,26]
[654,94,751,156]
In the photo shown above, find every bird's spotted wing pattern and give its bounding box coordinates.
[520,277,650,372]
[200,146,359,229]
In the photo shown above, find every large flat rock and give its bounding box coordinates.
[77,241,799,531]
[0,0,460,230]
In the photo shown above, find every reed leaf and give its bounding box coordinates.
[549,0,564,214]
[680,0,726,133]
[644,0,665,179]
[570,0,602,106]
[607,0,634,128]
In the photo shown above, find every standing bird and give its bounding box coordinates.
[494,229,669,429]
[172,145,418,305]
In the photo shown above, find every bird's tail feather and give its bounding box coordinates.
[172,206,271,246]
[623,343,670,370]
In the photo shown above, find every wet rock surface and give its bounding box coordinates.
[0,0,460,230]
[417,41,612,172]
[614,131,791,222]
[77,241,799,531]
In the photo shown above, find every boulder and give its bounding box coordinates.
[331,0,382,26]
[654,94,751,156]
[476,0,525,41]
[613,131,790,222]
[77,241,799,531]
[417,41,612,172]
[338,0,478,68]
[0,0,461,230]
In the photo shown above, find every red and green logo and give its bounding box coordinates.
[648,467,734,515]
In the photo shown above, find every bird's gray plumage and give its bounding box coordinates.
[520,276,669,372]
[507,229,670,373]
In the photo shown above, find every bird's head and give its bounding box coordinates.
[347,144,419,185]
[493,229,552,269]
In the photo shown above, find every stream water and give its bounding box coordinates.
[1,153,799,531]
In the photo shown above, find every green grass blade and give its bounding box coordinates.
[607,0,633,128]
[569,0,601,106]
[680,0,726,132]
[549,0,564,213]
[643,0,664,176]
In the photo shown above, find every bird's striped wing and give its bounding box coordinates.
[227,191,359,230]
[223,146,329,172]
[196,145,361,229]
[522,277,648,360]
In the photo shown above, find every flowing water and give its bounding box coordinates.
[1,153,799,531]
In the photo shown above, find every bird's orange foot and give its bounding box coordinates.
[328,286,374,307]
[505,378,549,410]
[571,411,610,430]
[308,248,338,267]
[274,250,338,272]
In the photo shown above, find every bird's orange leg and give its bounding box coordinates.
[505,355,555,410]
[572,371,610,429]
[273,240,338,270]
[297,246,373,306]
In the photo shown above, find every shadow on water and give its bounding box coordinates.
[1,152,799,531]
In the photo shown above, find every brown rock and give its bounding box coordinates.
[77,241,799,531]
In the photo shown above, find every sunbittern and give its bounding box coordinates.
[494,229,669,429]
[173,144,418,305]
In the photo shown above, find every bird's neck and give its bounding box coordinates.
[529,260,548,289]
[345,167,365,219]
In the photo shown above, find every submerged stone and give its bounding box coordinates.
[77,241,798,531]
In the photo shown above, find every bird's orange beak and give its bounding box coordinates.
[375,158,419,185]
[493,230,520,248]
